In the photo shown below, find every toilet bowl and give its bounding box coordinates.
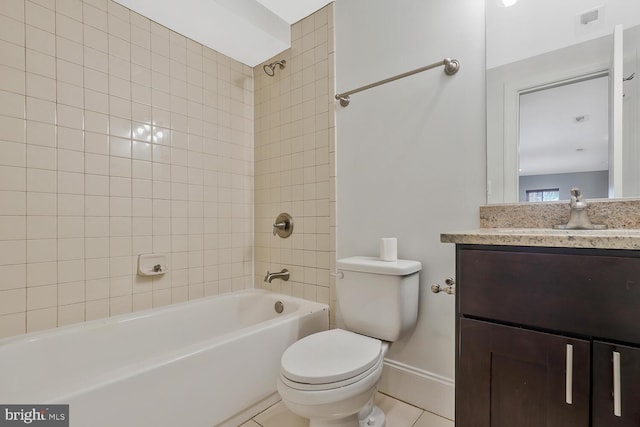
[277,256,422,427]
[277,329,389,427]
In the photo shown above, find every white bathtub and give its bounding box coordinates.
[0,289,329,427]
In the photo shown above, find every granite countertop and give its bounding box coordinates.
[441,198,640,250]
[440,228,640,250]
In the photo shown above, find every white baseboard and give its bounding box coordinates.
[378,359,455,421]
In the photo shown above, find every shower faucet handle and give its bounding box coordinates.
[273,222,287,235]
[272,213,293,238]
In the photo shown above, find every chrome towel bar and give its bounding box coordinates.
[335,58,460,107]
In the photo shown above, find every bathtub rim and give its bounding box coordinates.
[0,288,328,347]
[0,288,329,406]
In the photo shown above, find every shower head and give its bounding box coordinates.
[263,60,286,76]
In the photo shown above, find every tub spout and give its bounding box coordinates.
[264,269,289,283]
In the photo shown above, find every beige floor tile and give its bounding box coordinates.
[374,392,423,426]
[251,393,426,427]
[412,410,454,427]
[239,421,261,427]
[252,401,308,427]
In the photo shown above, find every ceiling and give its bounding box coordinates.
[114,0,332,67]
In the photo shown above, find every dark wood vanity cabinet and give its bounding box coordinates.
[455,245,640,427]
[592,341,640,426]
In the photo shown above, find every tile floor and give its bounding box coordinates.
[240,392,454,427]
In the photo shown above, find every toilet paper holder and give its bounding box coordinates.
[431,277,456,295]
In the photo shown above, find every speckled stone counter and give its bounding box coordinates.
[479,198,640,229]
[440,228,640,250]
[441,198,640,250]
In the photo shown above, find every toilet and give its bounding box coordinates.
[277,256,422,427]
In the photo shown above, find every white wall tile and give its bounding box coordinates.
[0,264,26,291]
[132,140,151,160]
[26,25,55,56]
[58,193,84,217]
[0,191,26,215]
[132,159,151,179]
[26,215,56,239]
[110,236,131,256]
[109,136,131,158]
[85,155,109,177]
[56,0,83,21]
[0,216,26,240]
[0,289,26,315]
[85,257,109,280]
[57,127,84,152]
[26,97,54,124]
[57,104,84,130]
[57,216,83,238]
[26,284,57,310]
[0,0,255,338]
[26,307,57,332]
[26,144,55,170]
[58,238,84,261]
[27,192,56,215]
[85,237,109,259]
[0,312,26,338]
[85,216,109,237]
[109,197,131,217]
[58,301,85,326]
[85,132,109,155]
[26,72,56,101]
[0,141,26,167]
[85,298,109,320]
[0,91,25,119]
[58,171,84,194]
[57,82,84,108]
[56,36,83,65]
[0,65,26,95]
[58,259,84,283]
[58,149,84,173]
[0,9,25,42]
[0,115,26,144]
[110,156,131,178]
[26,261,56,286]
[132,197,152,217]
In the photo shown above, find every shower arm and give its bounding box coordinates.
[263,60,287,76]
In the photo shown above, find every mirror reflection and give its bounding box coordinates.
[486,0,640,203]
[518,74,610,202]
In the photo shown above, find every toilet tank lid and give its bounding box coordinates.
[337,256,422,276]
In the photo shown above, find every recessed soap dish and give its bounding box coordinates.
[138,253,168,276]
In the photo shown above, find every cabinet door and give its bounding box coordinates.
[457,318,590,427]
[593,341,640,426]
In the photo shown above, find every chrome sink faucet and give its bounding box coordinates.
[554,187,607,230]
[264,268,290,283]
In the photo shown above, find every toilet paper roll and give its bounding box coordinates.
[379,238,398,262]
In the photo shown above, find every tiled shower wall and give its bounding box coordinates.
[253,5,337,324]
[0,0,254,338]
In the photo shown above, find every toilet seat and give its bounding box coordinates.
[280,329,382,391]
[280,352,383,391]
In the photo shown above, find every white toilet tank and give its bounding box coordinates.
[336,256,422,342]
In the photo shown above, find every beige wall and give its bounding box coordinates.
[0,0,254,338]
[253,5,337,324]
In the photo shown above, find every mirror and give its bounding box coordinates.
[486,0,640,203]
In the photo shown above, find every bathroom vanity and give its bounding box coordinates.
[441,228,640,427]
